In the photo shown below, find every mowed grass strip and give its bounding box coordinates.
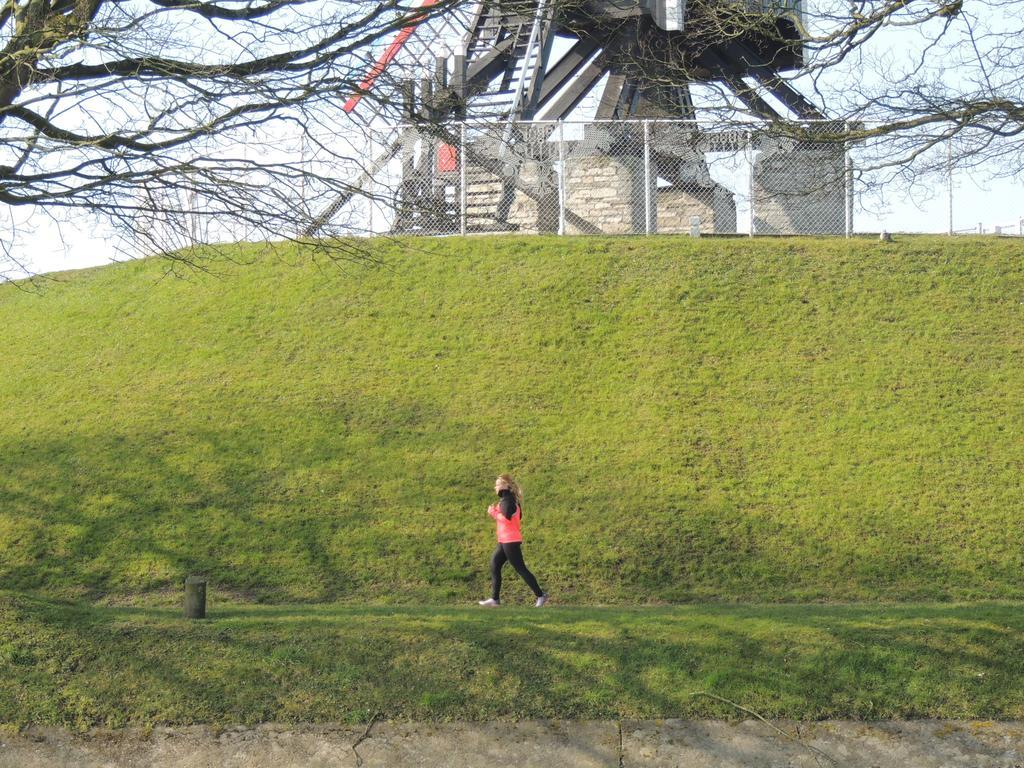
[1,592,1023,729]
[0,235,1022,603]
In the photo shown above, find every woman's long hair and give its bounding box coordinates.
[496,474,523,508]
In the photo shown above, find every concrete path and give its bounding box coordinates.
[2,720,1023,767]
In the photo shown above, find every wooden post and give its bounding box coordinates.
[434,54,448,91]
[401,79,415,120]
[184,576,207,619]
[420,76,433,121]
[452,53,466,118]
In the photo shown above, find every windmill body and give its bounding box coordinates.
[454,0,816,123]
[316,0,847,237]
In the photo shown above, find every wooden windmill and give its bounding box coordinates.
[310,0,837,236]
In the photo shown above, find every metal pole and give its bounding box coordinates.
[748,131,755,237]
[947,140,954,236]
[300,132,307,217]
[558,119,566,236]
[368,175,374,234]
[643,120,652,235]
[364,131,373,235]
[459,122,467,236]
[844,136,853,239]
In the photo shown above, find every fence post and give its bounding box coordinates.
[300,132,307,223]
[947,140,954,236]
[643,119,652,236]
[184,576,207,619]
[459,123,467,236]
[365,129,374,235]
[844,129,853,238]
[558,120,566,236]
[367,174,374,235]
[747,131,755,237]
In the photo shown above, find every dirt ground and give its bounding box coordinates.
[2,719,1023,767]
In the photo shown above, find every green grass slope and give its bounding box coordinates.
[4,593,1023,728]
[1,236,1022,604]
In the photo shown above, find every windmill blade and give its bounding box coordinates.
[343,0,443,114]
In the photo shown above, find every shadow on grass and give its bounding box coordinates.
[2,594,1023,729]
[0,411,497,603]
[3,426,1021,608]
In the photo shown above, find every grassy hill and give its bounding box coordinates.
[3,594,1023,728]
[2,235,1022,604]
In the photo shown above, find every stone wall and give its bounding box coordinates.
[564,154,645,235]
[461,160,558,234]
[563,154,738,235]
[462,152,739,235]
[412,133,848,237]
[505,160,558,234]
[657,185,737,235]
[753,145,846,234]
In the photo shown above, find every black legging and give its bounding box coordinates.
[491,542,543,600]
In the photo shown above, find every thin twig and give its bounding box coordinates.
[351,711,380,767]
[690,691,837,766]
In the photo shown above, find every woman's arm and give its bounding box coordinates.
[498,494,517,520]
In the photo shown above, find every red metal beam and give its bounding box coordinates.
[343,0,441,114]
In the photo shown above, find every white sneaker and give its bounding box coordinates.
[478,598,500,607]
[534,594,548,607]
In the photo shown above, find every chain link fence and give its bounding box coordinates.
[318,119,1019,238]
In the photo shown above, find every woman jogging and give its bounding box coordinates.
[479,474,548,607]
